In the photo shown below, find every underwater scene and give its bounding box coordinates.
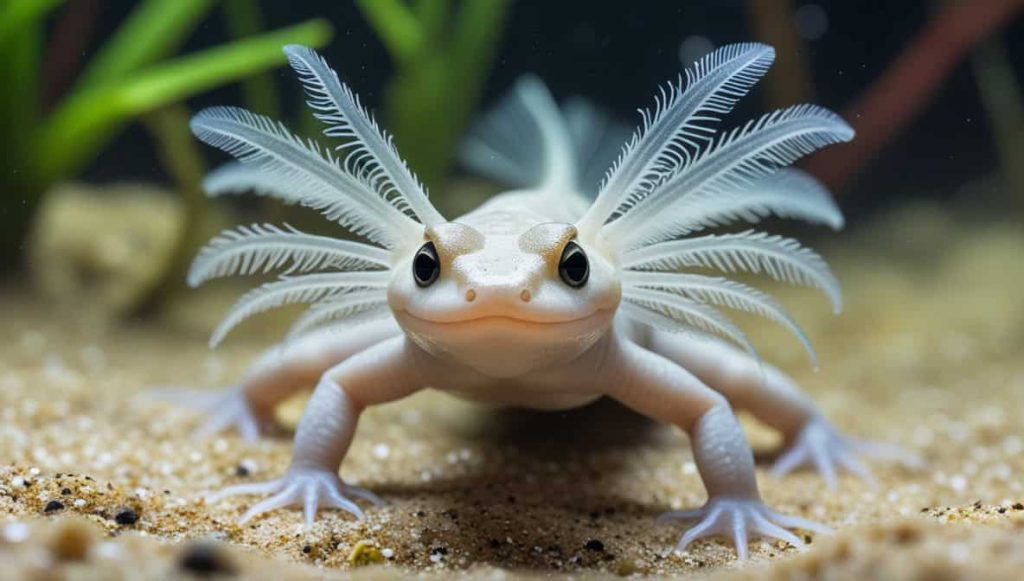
[1,1,1023,579]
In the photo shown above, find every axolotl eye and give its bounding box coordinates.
[558,241,589,288]
[413,241,440,287]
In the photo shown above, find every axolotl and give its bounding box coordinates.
[177,43,904,558]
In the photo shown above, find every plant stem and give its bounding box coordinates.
[972,36,1024,209]
[223,0,281,117]
[805,0,1024,192]
[383,0,510,193]
[140,104,208,310]
[354,0,424,63]
[0,0,65,46]
[414,0,450,45]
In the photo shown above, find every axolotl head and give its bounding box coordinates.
[388,221,621,378]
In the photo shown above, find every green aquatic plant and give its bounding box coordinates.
[355,0,511,194]
[0,0,332,266]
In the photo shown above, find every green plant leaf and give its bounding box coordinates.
[355,0,423,63]
[32,18,333,183]
[0,0,64,46]
[76,0,216,88]
[223,0,280,116]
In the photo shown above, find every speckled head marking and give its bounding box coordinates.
[424,223,486,276]
[518,223,578,273]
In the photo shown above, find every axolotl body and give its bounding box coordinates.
[178,43,905,558]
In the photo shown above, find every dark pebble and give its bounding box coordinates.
[43,500,65,513]
[114,508,139,525]
[430,547,448,556]
[1013,503,1024,511]
[180,543,235,576]
[61,488,71,496]
[488,538,501,549]
[234,465,250,477]
[584,539,605,552]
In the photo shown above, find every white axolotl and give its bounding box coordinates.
[178,43,905,559]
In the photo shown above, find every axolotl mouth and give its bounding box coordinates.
[393,308,616,378]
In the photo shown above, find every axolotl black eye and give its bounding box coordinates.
[558,241,589,288]
[413,241,440,287]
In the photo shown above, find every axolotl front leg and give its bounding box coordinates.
[647,331,922,488]
[590,337,829,558]
[208,335,432,525]
[152,318,403,441]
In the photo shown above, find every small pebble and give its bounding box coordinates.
[585,539,605,552]
[114,508,139,526]
[179,542,236,576]
[50,519,94,561]
[348,541,384,566]
[43,500,65,513]
[2,522,30,543]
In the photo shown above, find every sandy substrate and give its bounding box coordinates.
[1,204,1023,579]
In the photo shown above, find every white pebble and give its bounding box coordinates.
[74,499,87,508]
[238,458,258,474]
[2,522,30,543]
[93,541,122,559]
[949,474,967,493]
[11,476,24,488]
[381,548,394,559]
[949,542,969,563]
[372,443,390,460]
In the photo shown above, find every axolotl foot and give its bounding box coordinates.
[207,467,382,527]
[773,416,925,489]
[657,497,831,560]
[144,387,274,442]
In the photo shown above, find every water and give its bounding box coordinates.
[1,1,1023,577]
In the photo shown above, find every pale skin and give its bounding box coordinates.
[185,191,904,559]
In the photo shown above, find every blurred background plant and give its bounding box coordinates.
[354,0,510,194]
[1,0,1021,322]
[1,0,331,316]
[0,0,511,319]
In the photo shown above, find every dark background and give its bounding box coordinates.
[78,1,1024,221]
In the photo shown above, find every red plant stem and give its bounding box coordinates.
[42,0,102,110]
[805,0,1024,191]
